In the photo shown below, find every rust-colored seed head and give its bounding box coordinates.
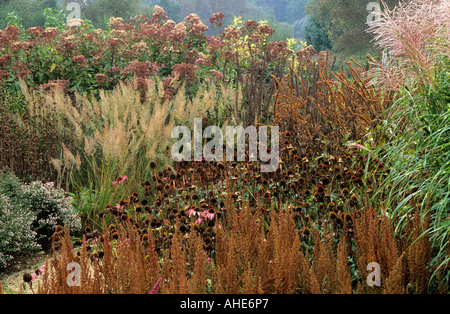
[23,273,33,283]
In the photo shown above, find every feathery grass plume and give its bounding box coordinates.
[367,0,449,284]
[0,86,57,182]
[19,77,230,226]
[367,0,450,92]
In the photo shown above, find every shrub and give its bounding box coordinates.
[22,180,81,239]
[0,170,80,263]
[0,194,40,269]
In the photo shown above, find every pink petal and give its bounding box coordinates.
[150,277,162,294]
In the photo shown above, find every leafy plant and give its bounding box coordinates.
[0,194,40,269]
[0,169,80,259]
[43,8,67,30]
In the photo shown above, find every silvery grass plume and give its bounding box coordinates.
[367,0,450,91]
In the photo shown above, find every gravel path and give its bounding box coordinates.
[0,251,49,294]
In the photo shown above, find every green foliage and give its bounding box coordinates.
[43,7,67,30]
[0,0,58,29]
[285,0,308,24]
[5,11,24,31]
[22,180,81,238]
[370,56,450,286]
[0,169,81,267]
[0,169,39,269]
[253,0,308,38]
[304,0,399,62]
[0,194,40,269]
[304,13,332,52]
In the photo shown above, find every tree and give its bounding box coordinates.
[83,0,152,28]
[286,0,308,24]
[305,0,399,59]
[0,0,58,29]
[304,13,332,52]
[158,0,181,21]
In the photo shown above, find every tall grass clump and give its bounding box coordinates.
[367,0,450,286]
[19,78,232,228]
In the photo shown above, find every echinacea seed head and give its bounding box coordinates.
[23,273,33,283]
[344,213,353,222]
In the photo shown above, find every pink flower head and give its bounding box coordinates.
[346,142,370,151]
[72,55,89,67]
[31,264,46,281]
[203,208,215,220]
[187,206,202,218]
[112,176,127,185]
